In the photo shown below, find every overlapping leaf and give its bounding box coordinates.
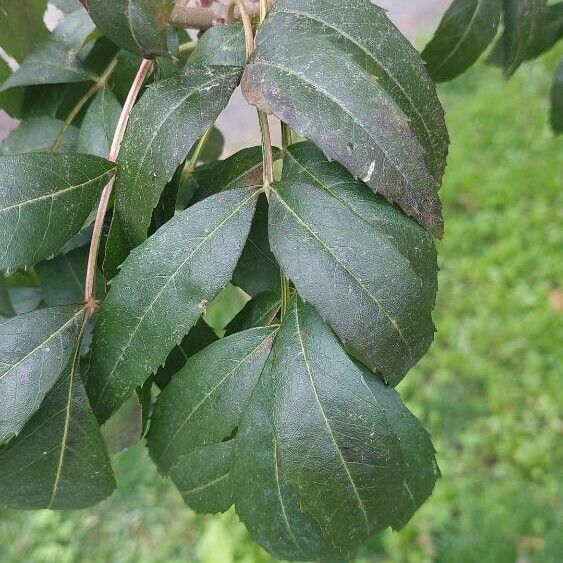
[148,326,277,473]
[0,275,14,318]
[0,311,116,508]
[525,2,563,60]
[269,143,437,384]
[242,0,448,236]
[0,153,115,272]
[88,188,258,422]
[0,305,85,444]
[0,117,78,155]
[0,9,96,91]
[76,88,121,157]
[225,291,281,336]
[423,0,502,82]
[103,24,246,277]
[88,0,176,58]
[493,0,547,76]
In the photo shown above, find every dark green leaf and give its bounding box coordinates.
[103,24,246,277]
[88,188,258,422]
[0,0,48,62]
[525,2,563,59]
[225,291,281,336]
[551,59,563,133]
[0,153,115,272]
[242,0,448,236]
[170,440,234,514]
[0,304,85,444]
[0,318,116,508]
[148,326,276,474]
[0,274,15,318]
[198,126,224,163]
[88,0,176,57]
[422,0,502,82]
[154,317,217,389]
[494,0,547,75]
[269,143,437,384]
[0,117,78,155]
[0,59,24,118]
[76,87,121,157]
[0,9,97,91]
[36,245,105,306]
[233,299,439,560]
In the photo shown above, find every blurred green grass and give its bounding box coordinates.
[1,50,562,563]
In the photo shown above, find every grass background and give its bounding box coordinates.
[1,47,562,563]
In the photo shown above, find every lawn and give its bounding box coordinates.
[1,48,562,563]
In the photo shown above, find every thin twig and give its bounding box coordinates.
[170,1,272,29]
[52,57,118,151]
[84,58,154,310]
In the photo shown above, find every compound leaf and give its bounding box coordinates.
[103,24,246,278]
[0,304,85,444]
[0,9,97,91]
[88,188,258,423]
[0,312,116,508]
[422,0,502,82]
[242,0,448,236]
[233,299,439,561]
[88,0,176,58]
[148,326,276,474]
[269,143,437,384]
[76,87,121,157]
[0,153,115,272]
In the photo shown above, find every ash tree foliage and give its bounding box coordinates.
[0,0,560,559]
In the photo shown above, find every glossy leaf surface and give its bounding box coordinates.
[269,143,437,383]
[88,188,258,422]
[233,299,439,560]
[423,0,502,82]
[242,0,448,236]
[0,305,85,444]
[0,153,115,272]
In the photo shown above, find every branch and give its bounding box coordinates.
[84,58,154,310]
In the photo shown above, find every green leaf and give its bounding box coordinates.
[148,326,276,474]
[0,117,78,155]
[0,9,97,91]
[494,0,547,76]
[233,299,439,560]
[422,0,502,82]
[88,0,176,57]
[170,440,234,514]
[103,24,246,278]
[0,274,15,318]
[36,245,105,306]
[50,0,81,12]
[88,188,259,422]
[154,317,217,389]
[551,59,563,134]
[269,142,437,384]
[0,314,116,509]
[0,304,85,445]
[0,153,115,272]
[225,291,281,336]
[0,59,24,118]
[0,0,48,62]
[76,87,121,157]
[525,2,563,59]
[242,0,448,236]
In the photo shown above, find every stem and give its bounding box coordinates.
[84,58,154,310]
[258,111,274,186]
[180,126,213,186]
[281,121,295,150]
[170,1,272,29]
[52,57,118,151]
